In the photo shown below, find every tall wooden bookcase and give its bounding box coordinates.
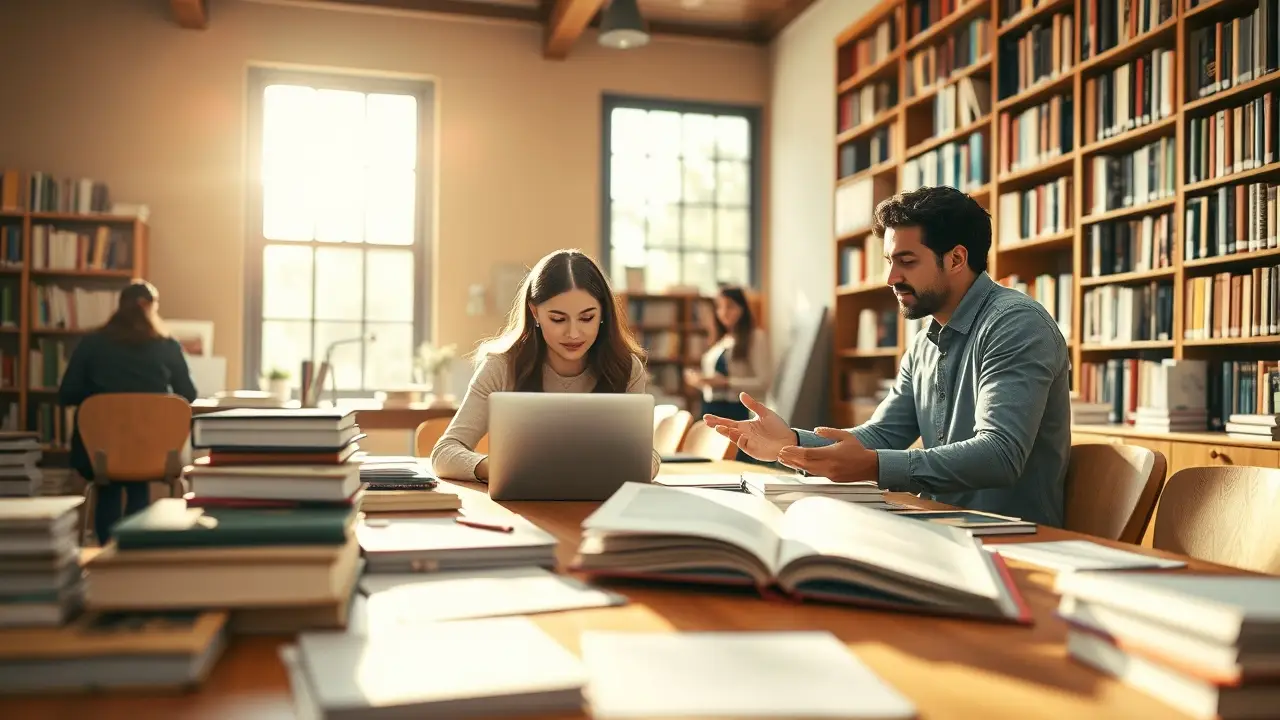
[831,0,1280,474]
[0,210,149,453]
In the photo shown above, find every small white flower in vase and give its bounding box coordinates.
[414,342,458,409]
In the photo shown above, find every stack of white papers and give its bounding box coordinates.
[989,540,1187,572]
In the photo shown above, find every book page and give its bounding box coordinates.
[776,496,1000,600]
[581,483,784,573]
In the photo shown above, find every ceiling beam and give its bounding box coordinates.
[170,0,208,29]
[544,0,605,60]
[765,0,819,39]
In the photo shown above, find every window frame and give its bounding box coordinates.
[599,94,764,291]
[242,66,435,394]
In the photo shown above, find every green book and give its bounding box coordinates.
[111,498,354,551]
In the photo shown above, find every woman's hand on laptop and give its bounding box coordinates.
[704,393,797,462]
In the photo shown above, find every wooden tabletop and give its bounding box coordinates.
[0,461,1235,719]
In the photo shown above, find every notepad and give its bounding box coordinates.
[581,631,916,719]
[988,540,1187,572]
[653,473,744,490]
[358,566,626,630]
[356,515,558,573]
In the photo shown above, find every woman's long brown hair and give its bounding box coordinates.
[715,285,755,361]
[101,280,167,344]
[481,250,644,393]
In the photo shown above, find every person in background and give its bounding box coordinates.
[58,280,198,545]
[685,285,771,424]
[432,249,661,481]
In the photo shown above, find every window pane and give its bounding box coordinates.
[314,89,365,169]
[716,115,750,160]
[365,168,415,245]
[262,245,313,320]
[683,159,715,204]
[647,203,680,248]
[315,321,366,390]
[610,108,649,157]
[716,207,750,251]
[610,200,647,264]
[647,110,682,158]
[716,252,750,287]
[645,249,680,293]
[682,113,717,160]
[683,206,713,250]
[261,320,312,388]
[262,85,315,178]
[365,248,415,322]
[367,93,417,170]
[314,247,364,321]
[262,168,315,241]
[610,154,646,203]
[648,157,682,205]
[682,252,715,295]
[365,322,414,389]
[315,168,364,243]
[716,161,749,206]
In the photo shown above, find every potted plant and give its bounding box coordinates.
[414,342,458,408]
[265,367,291,403]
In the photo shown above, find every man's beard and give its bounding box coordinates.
[894,283,947,320]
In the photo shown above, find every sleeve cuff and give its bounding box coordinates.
[875,449,915,492]
[794,429,835,448]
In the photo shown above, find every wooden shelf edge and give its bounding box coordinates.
[996,0,1074,38]
[1080,115,1177,156]
[1182,335,1280,347]
[905,0,990,53]
[905,116,990,161]
[837,108,899,146]
[903,55,993,111]
[1081,197,1177,225]
[1072,423,1280,450]
[1184,69,1280,113]
[995,72,1074,112]
[1076,17,1178,75]
[1183,246,1280,269]
[1184,161,1280,194]
[997,229,1073,252]
[837,49,903,95]
[996,153,1075,186]
[1079,341,1176,351]
[1079,267,1176,287]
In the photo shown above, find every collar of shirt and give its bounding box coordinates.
[925,272,996,349]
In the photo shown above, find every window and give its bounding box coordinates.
[244,68,433,394]
[602,96,761,294]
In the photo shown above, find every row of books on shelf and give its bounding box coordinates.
[840,244,888,288]
[1079,0,1173,63]
[906,17,990,98]
[1185,182,1280,260]
[1082,47,1175,145]
[649,364,682,395]
[1089,137,1177,214]
[1075,358,1275,432]
[997,177,1071,245]
[839,80,897,134]
[997,12,1073,100]
[637,331,681,361]
[901,134,987,192]
[998,272,1074,341]
[1189,1,1279,101]
[0,227,19,267]
[928,76,990,137]
[835,177,875,237]
[32,286,114,331]
[624,298,681,326]
[998,93,1073,176]
[0,170,111,215]
[907,0,968,37]
[1086,209,1175,275]
[1081,281,1175,345]
[31,225,133,272]
[839,126,894,178]
[847,12,897,77]
[1186,91,1277,186]
[1185,265,1280,340]
[855,308,903,351]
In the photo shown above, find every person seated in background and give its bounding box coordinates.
[57,280,199,545]
[704,186,1070,527]
[431,249,660,481]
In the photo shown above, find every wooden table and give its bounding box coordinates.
[0,461,1238,719]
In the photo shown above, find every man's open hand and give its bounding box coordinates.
[703,392,795,462]
[776,427,878,483]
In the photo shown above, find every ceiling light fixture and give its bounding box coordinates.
[599,0,650,50]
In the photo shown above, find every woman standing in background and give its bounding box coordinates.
[685,285,771,423]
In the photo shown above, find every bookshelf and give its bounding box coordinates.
[619,292,714,410]
[0,209,149,453]
[831,0,1280,469]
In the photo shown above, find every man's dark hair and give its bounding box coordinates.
[872,186,991,273]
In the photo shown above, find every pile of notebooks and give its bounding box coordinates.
[82,408,366,634]
[357,455,461,513]
[1057,572,1280,719]
[0,496,84,628]
[0,431,42,497]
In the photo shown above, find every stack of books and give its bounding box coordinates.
[357,455,462,513]
[1224,413,1280,441]
[1057,572,1280,719]
[1131,359,1210,433]
[0,496,84,628]
[83,408,366,634]
[1070,397,1111,425]
[742,472,897,510]
[0,432,42,497]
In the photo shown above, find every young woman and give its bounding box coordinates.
[432,249,660,481]
[685,285,771,422]
[58,280,199,545]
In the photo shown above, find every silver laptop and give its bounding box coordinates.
[487,392,654,501]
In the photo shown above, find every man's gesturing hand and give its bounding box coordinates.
[703,392,796,462]
[776,427,878,483]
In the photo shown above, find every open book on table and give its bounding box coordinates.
[570,482,1032,624]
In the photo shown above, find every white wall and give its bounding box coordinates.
[767,0,877,425]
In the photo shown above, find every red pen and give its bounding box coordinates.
[454,516,514,533]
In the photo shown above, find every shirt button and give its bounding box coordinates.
[939,391,946,400]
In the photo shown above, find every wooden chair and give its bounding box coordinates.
[1152,466,1280,574]
[653,410,693,456]
[1063,443,1167,544]
[413,418,486,458]
[653,403,680,432]
[77,393,192,545]
[680,420,736,460]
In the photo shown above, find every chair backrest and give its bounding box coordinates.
[653,403,679,431]
[1153,466,1280,574]
[1063,443,1166,544]
[414,418,487,458]
[653,410,693,455]
[78,393,192,482]
[680,420,735,460]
